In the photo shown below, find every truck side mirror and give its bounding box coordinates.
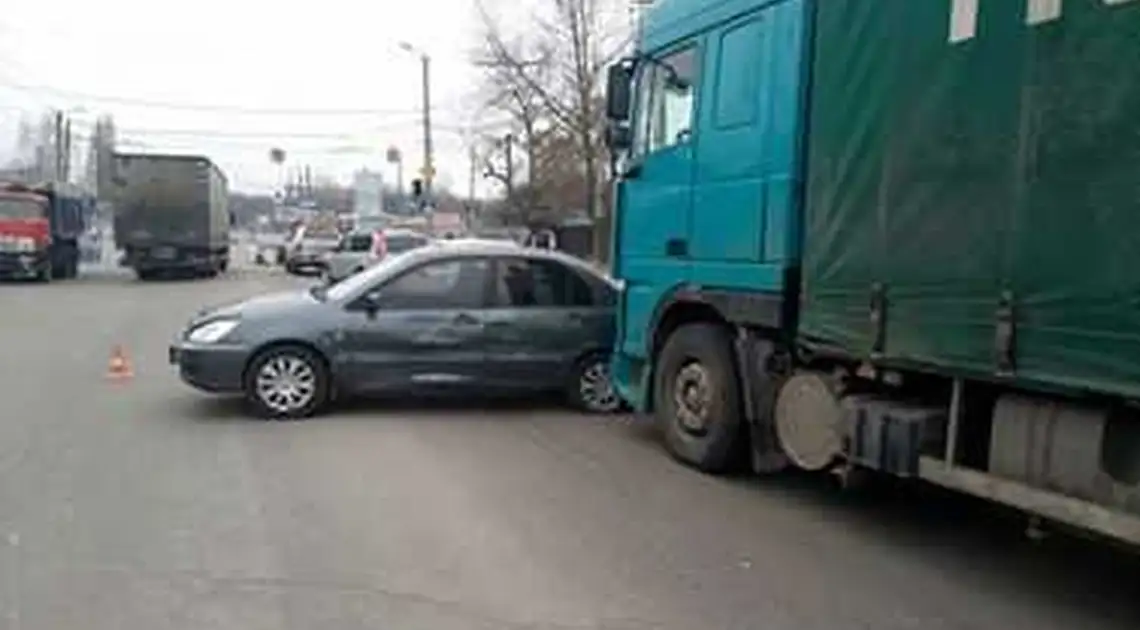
[605,62,633,122]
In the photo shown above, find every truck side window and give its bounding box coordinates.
[648,47,698,152]
[632,65,655,155]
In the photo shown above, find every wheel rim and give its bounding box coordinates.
[255,355,317,414]
[579,360,620,413]
[673,361,712,435]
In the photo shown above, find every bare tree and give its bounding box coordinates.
[473,0,627,256]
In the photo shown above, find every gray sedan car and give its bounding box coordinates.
[169,240,621,418]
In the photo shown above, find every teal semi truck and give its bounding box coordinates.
[604,0,1140,545]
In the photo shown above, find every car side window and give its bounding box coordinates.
[375,258,488,310]
[494,258,595,308]
[348,234,374,252]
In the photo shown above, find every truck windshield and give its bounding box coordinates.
[0,198,44,220]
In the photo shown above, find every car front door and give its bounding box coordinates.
[340,256,492,392]
[481,256,605,391]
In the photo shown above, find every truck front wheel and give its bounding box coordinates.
[653,322,745,473]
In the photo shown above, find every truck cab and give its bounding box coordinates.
[0,184,52,280]
[607,0,810,410]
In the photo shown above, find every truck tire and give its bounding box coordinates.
[653,322,745,473]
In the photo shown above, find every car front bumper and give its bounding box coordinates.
[169,341,251,393]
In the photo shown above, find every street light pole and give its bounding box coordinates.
[420,52,434,203]
[399,42,434,208]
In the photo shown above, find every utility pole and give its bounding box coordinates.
[420,53,434,202]
[54,110,64,181]
[467,145,477,203]
[466,144,478,230]
[503,133,515,200]
[63,117,72,182]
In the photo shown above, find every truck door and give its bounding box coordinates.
[613,43,701,355]
[619,45,700,274]
[690,2,808,290]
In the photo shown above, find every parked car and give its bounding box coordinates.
[169,239,621,418]
[324,228,431,284]
[283,225,340,276]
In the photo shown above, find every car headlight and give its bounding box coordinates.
[187,319,239,344]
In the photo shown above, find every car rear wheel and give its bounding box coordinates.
[568,353,622,414]
[244,345,330,420]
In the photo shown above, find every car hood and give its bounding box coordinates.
[199,289,320,321]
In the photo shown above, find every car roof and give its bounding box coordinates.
[381,228,429,238]
[414,239,615,285]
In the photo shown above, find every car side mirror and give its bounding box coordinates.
[352,290,383,315]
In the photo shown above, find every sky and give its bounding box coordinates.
[0,0,524,196]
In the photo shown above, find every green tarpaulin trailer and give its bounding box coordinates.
[800,0,1140,400]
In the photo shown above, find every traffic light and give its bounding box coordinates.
[411,178,423,198]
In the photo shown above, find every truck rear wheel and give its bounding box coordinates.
[653,322,745,473]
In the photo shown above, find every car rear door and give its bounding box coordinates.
[481,256,605,391]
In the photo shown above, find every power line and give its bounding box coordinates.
[0,78,441,117]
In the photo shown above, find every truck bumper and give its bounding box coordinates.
[0,251,49,279]
[126,246,224,272]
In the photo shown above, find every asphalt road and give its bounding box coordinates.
[0,256,1137,630]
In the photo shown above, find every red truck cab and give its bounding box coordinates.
[0,183,52,280]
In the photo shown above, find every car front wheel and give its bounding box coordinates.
[244,345,330,419]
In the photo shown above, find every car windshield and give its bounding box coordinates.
[323,248,420,301]
[0,198,44,220]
